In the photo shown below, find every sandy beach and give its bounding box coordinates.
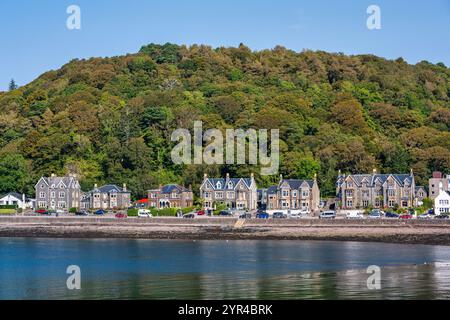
[1,216,450,246]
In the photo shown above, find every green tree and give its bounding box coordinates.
[0,154,30,194]
[8,79,18,91]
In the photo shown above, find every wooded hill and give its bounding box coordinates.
[0,43,449,198]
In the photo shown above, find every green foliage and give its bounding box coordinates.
[0,154,31,195]
[0,43,449,199]
[69,207,77,213]
[9,79,18,91]
[127,208,138,217]
[150,207,178,216]
[0,209,16,215]
[0,205,18,209]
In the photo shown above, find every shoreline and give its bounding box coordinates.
[1,216,450,246]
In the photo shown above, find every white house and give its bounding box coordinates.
[0,192,34,209]
[435,183,450,216]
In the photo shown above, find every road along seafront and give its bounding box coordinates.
[1,216,450,245]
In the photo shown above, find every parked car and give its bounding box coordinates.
[319,211,336,219]
[385,211,400,219]
[138,209,152,218]
[75,210,89,216]
[299,210,310,216]
[115,213,127,219]
[56,209,65,215]
[218,210,233,217]
[256,212,269,219]
[346,212,364,220]
[196,209,206,216]
[288,212,301,219]
[183,213,195,219]
[273,212,288,219]
[239,213,252,219]
[435,214,449,220]
[368,210,383,219]
[36,209,48,215]
[418,213,434,220]
[399,214,413,220]
[94,209,106,215]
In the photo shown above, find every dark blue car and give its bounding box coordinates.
[94,209,106,215]
[385,212,399,218]
[256,212,269,219]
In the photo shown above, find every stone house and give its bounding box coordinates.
[429,172,450,200]
[200,173,258,211]
[147,184,193,209]
[336,169,418,209]
[266,175,321,213]
[81,184,131,210]
[35,174,81,210]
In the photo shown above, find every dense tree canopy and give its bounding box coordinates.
[0,43,449,198]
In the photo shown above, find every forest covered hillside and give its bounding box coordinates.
[0,43,449,199]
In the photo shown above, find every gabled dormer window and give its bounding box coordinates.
[216,182,222,189]
[228,182,234,189]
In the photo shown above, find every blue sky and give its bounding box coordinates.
[1,0,449,91]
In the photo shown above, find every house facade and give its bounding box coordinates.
[0,192,34,209]
[35,174,81,210]
[200,173,258,211]
[81,184,131,210]
[266,175,321,213]
[435,185,450,216]
[414,186,428,206]
[336,170,418,209]
[429,172,450,200]
[147,184,193,209]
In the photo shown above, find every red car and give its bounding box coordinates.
[400,214,413,220]
[36,209,48,215]
[115,213,127,219]
[196,210,206,216]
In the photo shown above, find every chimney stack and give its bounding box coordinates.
[123,183,127,192]
[373,168,377,175]
[203,173,208,179]
[94,183,98,189]
[226,173,230,179]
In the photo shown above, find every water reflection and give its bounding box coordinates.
[1,238,450,299]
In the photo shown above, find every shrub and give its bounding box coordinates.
[69,207,77,213]
[0,209,16,215]
[0,205,18,209]
[150,208,177,217]
[127,208,138,217]
[182,206,195,214]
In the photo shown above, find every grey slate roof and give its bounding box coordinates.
[41,176,77,188]
[204,177,252,190]
[279,179,314,189]
[160,184,189,194]
[92,185,129,194]
[0,192,26,200]
[337,174,413,187]
[267,186,278,195]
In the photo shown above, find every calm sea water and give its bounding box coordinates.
[1,238,450,300]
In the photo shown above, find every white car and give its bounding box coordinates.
[138,209,152,218]
[346,212,364,219]
[288,212,301,219]
[299,210,310,216]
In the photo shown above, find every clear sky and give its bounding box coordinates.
[1,0,449,91]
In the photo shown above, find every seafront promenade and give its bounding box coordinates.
[1,216,450,246]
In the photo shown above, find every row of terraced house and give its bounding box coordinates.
[3,170,449,213]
